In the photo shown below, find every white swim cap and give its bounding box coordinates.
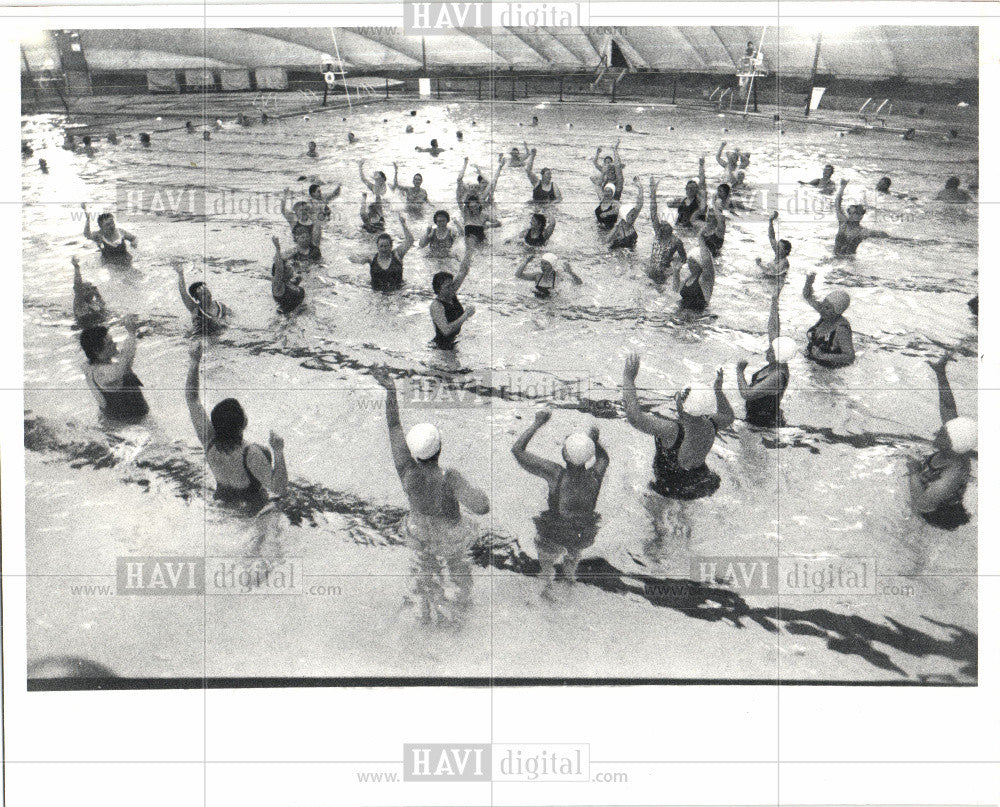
[562,432,596,466]
[683,387,716,417]
[406,423,441,460]
[540,252,558,267]
[944,417,977,454]
[771,336,797,364]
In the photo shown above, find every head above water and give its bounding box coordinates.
[771,336,797,364]
[945,176,961,190]
[430,138,439,148]
[432,271,454,297]
[80,326,114,363]
[717,183,731,201]
[540,252,558,270]
[541,167,552,181]
[942,416,977,454]
[846,203,867,222]
[433,209,450,226]
[682,387,716,418]
[876,176,892,193]
[685,180,699,198]
[96,213,116,233]
[602,184,615,200]
[406,423,441,461]
[308,183,322,197]
[210,398,247,448]
[376,232,393,253]
[778,239,792,258]
[822,164,835,178]
[530,213,547,230]
[188,281,212,306]
[821,290,851,319]
[562,433,595,467]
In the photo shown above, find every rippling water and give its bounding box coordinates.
[22,100,978,681]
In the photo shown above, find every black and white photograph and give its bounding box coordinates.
[17,20,981,685]
[4,3,997,803]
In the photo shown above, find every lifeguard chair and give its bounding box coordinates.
[736,35,767,114]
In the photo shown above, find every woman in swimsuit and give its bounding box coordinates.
[906,352,976,528]
[457,155,503,209]
[671,231,714,312]
[756,212,791,277]
[360,193,386,234]
[512,409,609,600]
[803,273,855,367]
[186,341,288,515]
[79,315,149,424]
[524,147,562,203]
[392,163,430,212]
[173,261,230,336]
[414,139,444,156]
[515,252,582,298]
[647,177,687,282]
[671,179,702,228]
[623,354,733,501]
[521,212,556,248]
[593,183,621,231]
[736,289,796,428]
[592,140,625,200]
[82,205,137,263]
[608,177,644,250]
[358,159,388,200]
[458,194,499,249]
[349,214,415,292]
[72,257,107,328]
[430,252,476,351]
[833,179,892,256]
[699,180,732,258]
[419,210,459,260]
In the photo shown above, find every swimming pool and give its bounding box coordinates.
[22,98,978,683]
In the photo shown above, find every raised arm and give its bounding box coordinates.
[487,155,505,198]
[697,157,708,215]
[525,148,539,184]
[589,426,610,482]
[709,367,735,431]
[371,368,414,478]
[625,180,644,225]
[444,468,490,515]
[543,212,557,241]
[392,162,401,190]
[511,410,562,482]
[72,256,84,295]
[449,250,473,293]
[563,260,583,285]
[280,188,296,225]
[929,354,959,425]
[649,177,662,228]
[802,272,823,313]
[592,147,604,172]
[716,142,728,168]
[81,205,97,241]
[515,255,539,281]
[271,236,289,297]
[246,432,288,497]
[185,341,212,447]
[768,211,779,256]
[622,353,677,440]
[767,287,781,342]
[358,160,375,193]
[173,261,197,312]
[396,215,415,257]
[835,179,848,223]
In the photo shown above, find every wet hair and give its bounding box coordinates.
[718,183,731,199]
[685,180,699,195]
[432,271,454,294]
[779,239,792,255]
[945,176,961,190]
[376,233,393,247]
[603,155,614,163]
[876,176,891,191]
[433,209,450,224]
[823,164,834,173]
[375,171,387,182]
[624,124,633,132]
[139,133,151,145]
[530,213,546,229]
[368,203,382,218]
[466,195,481,208]
[210,398,247,449]
[413,173,423,181]
[308,183,321,196]
[541,167,552,175]
[82,135,92,146]
[430,139,438,147]
[79,326,109,363]
[96,213,115,227]
[188,281,206,297]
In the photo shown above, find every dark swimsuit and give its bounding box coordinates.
[369,251,404,292]
[609,225,637,250]
[595,203,619,229]
[99,236,130,261]
[533,271,556,299]
[92,368,149,424]
[272,256,308,314]
[532,182,557,202]
[744,364,789,428]
[211,442,272,515]
[194,301,229,335]
[432,296,464,350]
[533,469,601,554]
[676,197,700,227]
[916,451,970,530]
[650,421,721,500]
[464,223,486,243]
[806,319,851,367]
[703,232,724,257]
[524,228,548,247]
[679,277,708,311]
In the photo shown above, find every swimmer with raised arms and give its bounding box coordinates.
[512,410,609,600]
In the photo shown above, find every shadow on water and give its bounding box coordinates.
[26,414,976,681]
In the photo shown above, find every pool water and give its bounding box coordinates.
[22,99,978,682]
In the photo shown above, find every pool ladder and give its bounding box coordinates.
[859,97,892,126]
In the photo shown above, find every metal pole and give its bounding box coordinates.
[478,78,482,100]
[753,78,759,113]
[559,75,564,102]
[510,72,515,101]
[436,79,441,100]
[805,32,822,118]
[672,76,677,104]
[385,78,389,99]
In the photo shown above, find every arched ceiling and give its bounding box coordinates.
[21,26,978,81]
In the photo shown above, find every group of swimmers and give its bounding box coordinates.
[56,109,977,623]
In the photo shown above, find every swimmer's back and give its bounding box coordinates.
[401,463,461,521]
